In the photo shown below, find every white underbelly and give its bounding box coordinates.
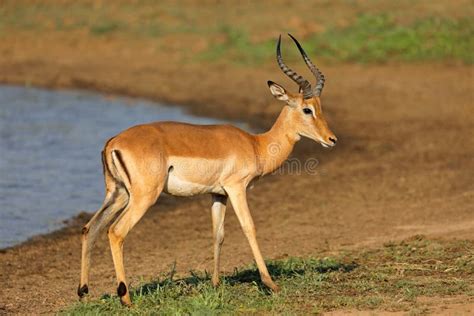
[164,173,225,196]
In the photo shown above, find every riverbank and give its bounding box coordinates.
[1,1,473,314]
[1,61,473,314]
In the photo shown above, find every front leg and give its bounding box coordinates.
[211,194,227,286]
[225,185,279,292]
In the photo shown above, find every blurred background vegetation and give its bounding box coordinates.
[1,0,472,65]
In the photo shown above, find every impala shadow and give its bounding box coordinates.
[122,259,358,298]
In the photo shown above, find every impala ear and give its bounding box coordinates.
[267,81,289,101]
[268,81,299,107]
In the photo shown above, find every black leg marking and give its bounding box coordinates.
[77,284,89,298]
[113,150,132,185]
[117,281,127,297]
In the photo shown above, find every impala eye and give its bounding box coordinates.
[303,108,312,115]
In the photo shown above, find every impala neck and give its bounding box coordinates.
[256,106,300,175]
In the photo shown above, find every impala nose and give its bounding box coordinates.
[329,137,337,145]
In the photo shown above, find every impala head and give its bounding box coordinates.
[268,34,337,148]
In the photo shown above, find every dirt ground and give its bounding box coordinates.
[0,19,473,316]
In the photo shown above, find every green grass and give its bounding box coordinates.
[89,20,122,36]
[200,15,473,65]
[63,236,473,315]
[0,0,472,64]
[309,14,474,63]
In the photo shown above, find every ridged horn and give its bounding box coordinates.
[276,35,313,99]
[288,33,325,97]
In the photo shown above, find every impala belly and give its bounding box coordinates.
[163,157,228,196]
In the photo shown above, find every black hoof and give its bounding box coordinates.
[77,284,89,298]
[117,281,127,297]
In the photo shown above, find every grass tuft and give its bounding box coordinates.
[89,20,122,36]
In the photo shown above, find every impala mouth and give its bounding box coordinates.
[298,133,337,148]
[319,140,336,148]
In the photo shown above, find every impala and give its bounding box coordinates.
[78,34,337,305]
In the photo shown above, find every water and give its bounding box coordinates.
[0,86,244,248]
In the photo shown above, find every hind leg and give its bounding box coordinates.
[107,184,162,306]
[211,194,227,286]
[78,186,128,298]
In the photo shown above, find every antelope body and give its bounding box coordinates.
[78,34,337,305]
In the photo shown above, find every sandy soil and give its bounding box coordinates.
[0,32,473,314]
